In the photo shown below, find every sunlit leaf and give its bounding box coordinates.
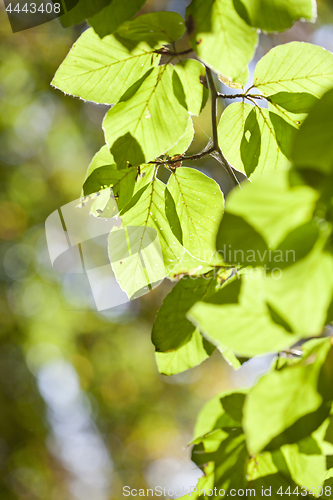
[188,276,299,357]
[120,176,185,274]
[243,340,332,454]
[166,117,194,157]
[52,28,161,104]
[218,102,296,177]
[174,59,208,116]
[88,0,147,38]
[115,11,185,45]
[292,88,333,174]
[186,0,258,80]
[103,65,189,166]
[254,43,333,98]
[152,275,221,352]
[166,167,224,261]
[234,0,316,32]
[155,329,215,376]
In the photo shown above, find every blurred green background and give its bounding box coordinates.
[1,1,333,498]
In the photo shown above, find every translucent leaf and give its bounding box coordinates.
[59,0,110,27]
[86,144,114,177]
[83,164,154,211]
[217,171,318,249]
[174,59,208,116]
[254,43,333,98]
[263,242,333,336]
[152,275,221,353]
[166,167,224,261]
[193,390,247,440]
[167,251,216,280]
[103,65,189,166]
[115,11,185,45]
[186,0,258,80]
[52,28,160,104]
[88,0,147,38]
[243,340,332,454]
[218,102,296,177]
[292,88,333,174]
[281,442,326,491]
[268,92,318,130]
[219,66,249,89]
[248,450,322,498]
[120,176,185,275]
[166,117,194,157]
[109,225,166,300]
[187,272,302,357]
[188,276,300,357]
[234,0,316,32]
[192,428,249,492]
[155,329,215,376]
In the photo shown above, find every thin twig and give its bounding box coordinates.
[154,47,194,56]
[206,67,240,187]
[217,92,268,101]
[149,147,215,166]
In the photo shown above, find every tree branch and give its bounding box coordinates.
[206,67,240,187]
[154,47,194,56]
[149,147,215,166]
[217,92,268,102]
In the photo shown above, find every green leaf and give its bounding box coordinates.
[152,275,221,352]
[193,390,247,441]
[248,449,322,498]
[59,0,110,27]
[86,144,114,177]
[88,0,147,38]
[166,167,224,261]
[155,329,214,376]
[103,65,189,166]
[83,164,154,211]
[186,0,258,80]
[218,66,249,89]
[115,11,186,45]
[188,276,300,357]
[263,242,333,336]
[109,225,166,300]
[168,254,208,278]
[217,170,318,249]
[243,340,332,454]
[268,92,318,130]
[120,176,185,275]
[234,0,316,32]
[192,428,248,492]
[174,59,208,116]
[254,43,333,98]
[51,28,161,104]
[166,117,194,157]
[83,145,155,210]
[291,88,333,174]
[281,442,326,491]
[218,102,296,177]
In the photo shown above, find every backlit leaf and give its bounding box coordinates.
[52,28,160,104]
[186,0,258,80]
[103,65,189,166]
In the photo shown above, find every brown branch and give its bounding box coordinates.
[206,67,240,187]
[217,92,268,102]
[154,47,194,56]
[149,147,215,166]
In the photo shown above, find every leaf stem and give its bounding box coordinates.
[206,67,240,187]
